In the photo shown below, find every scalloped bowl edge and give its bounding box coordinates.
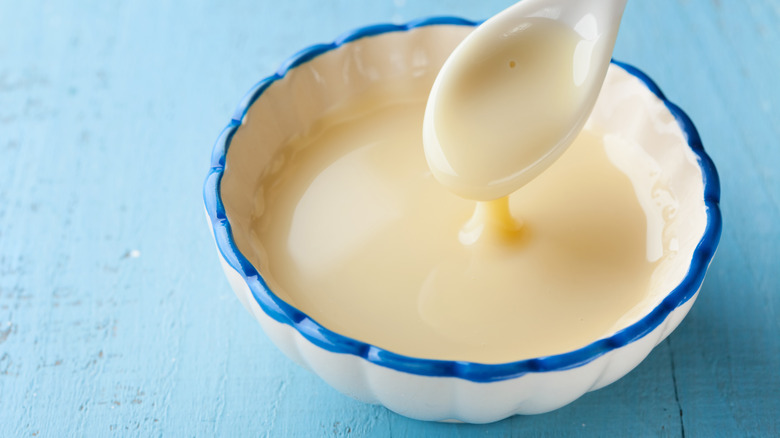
[203,18,721,423]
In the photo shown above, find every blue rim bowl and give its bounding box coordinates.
[203,17,722,384]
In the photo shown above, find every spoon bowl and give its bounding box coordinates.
[423,0,629,200]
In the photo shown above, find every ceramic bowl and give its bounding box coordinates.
[203,17,721,423]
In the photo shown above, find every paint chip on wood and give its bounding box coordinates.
[123,249,141,259]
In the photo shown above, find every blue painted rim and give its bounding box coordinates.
[203,17,722,383]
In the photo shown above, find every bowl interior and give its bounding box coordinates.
[217,24,711,367]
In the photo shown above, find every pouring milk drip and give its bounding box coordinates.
[423,0,628,205]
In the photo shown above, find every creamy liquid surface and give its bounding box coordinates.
[249,91,660,364]
[424,18,596,201]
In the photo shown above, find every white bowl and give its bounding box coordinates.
[203,18,721,423]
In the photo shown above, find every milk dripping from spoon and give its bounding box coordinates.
[423,0,629,205]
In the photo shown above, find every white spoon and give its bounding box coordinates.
[423,0,629,201]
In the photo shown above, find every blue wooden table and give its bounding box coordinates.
[1,1,778,436]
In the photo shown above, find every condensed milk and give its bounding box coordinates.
[247,84,666,363]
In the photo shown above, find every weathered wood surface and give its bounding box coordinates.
[0,1,777,436]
